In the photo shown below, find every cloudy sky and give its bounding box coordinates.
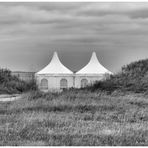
[1,2,148,73]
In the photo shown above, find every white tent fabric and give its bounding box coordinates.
[76,52,112,74]
[37,52,73,74]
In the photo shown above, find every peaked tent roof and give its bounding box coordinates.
[37,52,73,74]
[76,52,112,74]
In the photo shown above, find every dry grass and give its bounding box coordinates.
[0,90,148,146]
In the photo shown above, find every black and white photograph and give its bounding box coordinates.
[0,1,148,146]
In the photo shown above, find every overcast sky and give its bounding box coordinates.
[1,2,148,73]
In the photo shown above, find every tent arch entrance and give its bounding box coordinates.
[60,79,68,89]
[40,78,48,89]
[81,79,88,88]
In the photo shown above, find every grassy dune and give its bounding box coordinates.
[0,90,148,146]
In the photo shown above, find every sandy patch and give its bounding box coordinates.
[0,94,21,102]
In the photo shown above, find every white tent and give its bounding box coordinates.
[35,51,112,91]
[76,52,112,74]
[37,51,73,75]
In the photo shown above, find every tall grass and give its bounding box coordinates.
[0,91,148,145]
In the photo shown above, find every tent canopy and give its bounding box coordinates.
[37,52,73,75]
[76,52,112,74]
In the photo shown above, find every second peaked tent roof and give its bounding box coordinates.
[37,52,73,75]
[76,52,112,74]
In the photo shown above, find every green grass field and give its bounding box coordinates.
[0,90,148,146]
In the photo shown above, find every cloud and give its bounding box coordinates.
[75,3,148,16]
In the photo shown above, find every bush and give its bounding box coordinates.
[90,58,148,93]
[0,68,37,94]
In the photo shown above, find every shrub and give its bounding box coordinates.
[90,58,148,93]
[0,68,37,94]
